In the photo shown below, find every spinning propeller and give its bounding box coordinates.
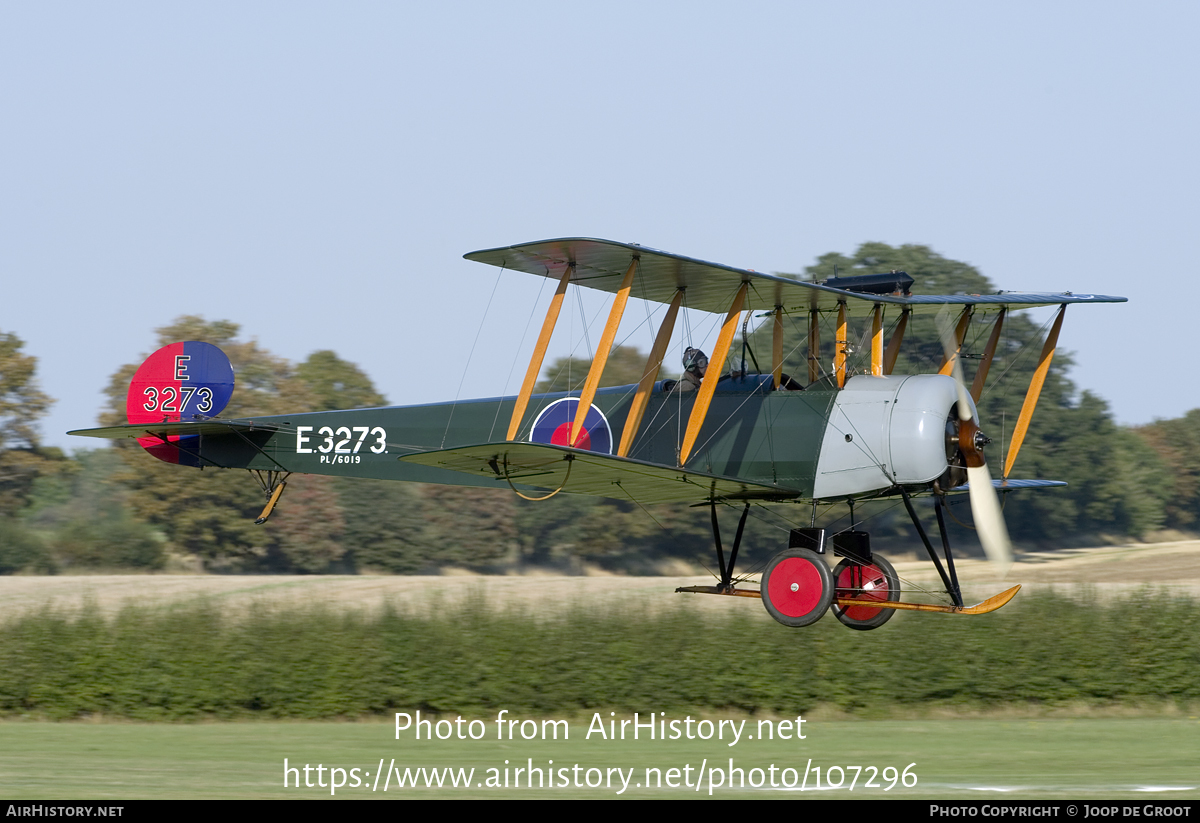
[936,309,1014,577]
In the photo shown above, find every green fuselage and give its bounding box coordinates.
[192,380,838,499]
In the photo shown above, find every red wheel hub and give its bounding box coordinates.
[766,556,825,618]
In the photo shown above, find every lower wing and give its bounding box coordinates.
[398,442,802,504]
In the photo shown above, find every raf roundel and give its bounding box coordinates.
[529,398,613,455]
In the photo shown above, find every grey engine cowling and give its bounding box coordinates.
[811,374,968,500]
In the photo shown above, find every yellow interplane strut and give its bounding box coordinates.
[1004,305,1065,478]
[870,304,884,376]
[937,306,973,376]
[570,259,639,446]
[771,305,783,389]
[971,308,1006,403]
[834,302,847,388]
[883,307,909,375]
[679,283,747,466]
[618,288,683,458]
[506,264,573,441]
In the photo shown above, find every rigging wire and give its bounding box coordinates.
[537,303,658,400]
[442,264,505,448]
[489,269,546,441]
[976,310,1062,448]
[626,282,744,460]
[576,285,594,363]
[614,481,670,533]
[979,314,1037,402]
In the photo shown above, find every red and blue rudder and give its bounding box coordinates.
[125,342,235,466]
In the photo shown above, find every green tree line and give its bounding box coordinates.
[0,590,1195,719]
[0,243,1193,575]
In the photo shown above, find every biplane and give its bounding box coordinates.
[70,238,1126,630]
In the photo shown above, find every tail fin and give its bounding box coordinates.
[126,342,234,465]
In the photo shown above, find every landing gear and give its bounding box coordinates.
[832,554,899,631]
[676,494,1021,622]
[760,548,834,627]
[899,488,964,607]
[674,501,761,599]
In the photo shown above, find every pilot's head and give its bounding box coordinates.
[683,347,709,377]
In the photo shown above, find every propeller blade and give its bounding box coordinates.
[936,308,1013,576]
[966,465,1014,577]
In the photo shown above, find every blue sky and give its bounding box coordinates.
[2,2,1196,448]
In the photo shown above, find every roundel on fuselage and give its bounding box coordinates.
[529,398,613,455]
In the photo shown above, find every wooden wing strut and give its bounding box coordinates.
[835,302,847,388]
[971,308,1006,402]
[883,307,909,375]
[617,288,683,458]
[570,258,638,446]
[506,264,573,441]
[938,306,973,376]
[870,304,884,376]
[679,283,747,466]
[1004,305,1065,478]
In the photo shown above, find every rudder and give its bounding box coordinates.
[126,341,235,465]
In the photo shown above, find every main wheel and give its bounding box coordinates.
[831,554,900,631]
[761,548,834,627]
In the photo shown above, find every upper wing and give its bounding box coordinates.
[399,441,803,504]
[465,237,1127,315]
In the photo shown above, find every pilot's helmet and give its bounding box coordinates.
[683,347,709,374]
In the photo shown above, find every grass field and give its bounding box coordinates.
[1,718,1197,799]
[3,544,1198,800]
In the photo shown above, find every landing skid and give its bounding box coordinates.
[676,583,1021,615]
[676,585,762,598]
[837,585,1021,615]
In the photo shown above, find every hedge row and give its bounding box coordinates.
[0,590,1196,719]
